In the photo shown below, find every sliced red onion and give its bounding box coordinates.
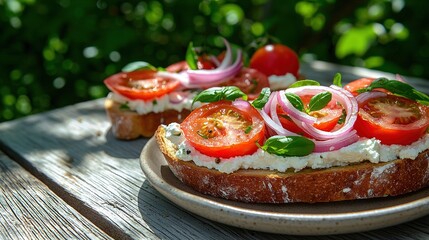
[232,98,251,109]
[186,50,242,87]
[260,85,360,152]
[356,91,387,104]
[155,71,193,89]
[184,38,242,88]
[156,38,242,89]
[285,86,358,140]
[169,91,190,104]
[216,38,232,70]
[259,109,298,136]
[263,92,275,114]
[208,55,221,67]
[313,130,359,152]
[277,90,317,124]
[269,91,283,126]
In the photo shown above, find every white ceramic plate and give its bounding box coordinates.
[140,137,429,235]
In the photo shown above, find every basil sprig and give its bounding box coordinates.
[288,79,320,88]
[285,93,304,111]
[260,135,315,157]
[186,42,198,70]
[122,61,157,72]
[285,91,332,113]
[332,73,342,87]
[357,78,429,105]
[251,87,271,109]
[192,86,248,106]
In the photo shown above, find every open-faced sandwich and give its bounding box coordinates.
[155,75,429,203]
[103,39,300,140]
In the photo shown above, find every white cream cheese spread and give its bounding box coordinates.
[163,123,429,174]
[268,73,297,90]
[107,91,201,115]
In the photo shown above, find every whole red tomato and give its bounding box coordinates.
[250,44,299,78]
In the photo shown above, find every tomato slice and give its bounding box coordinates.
[250,44,299,78]
[166,61,188,73]
[166,56,216,73]
[276,95,343,135]
[221,68,270,100]
[104,70,180,100]
[355,95,429,145]
[344,77,390,96]
[181,100,266,158]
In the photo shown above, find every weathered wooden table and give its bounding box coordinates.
[1,61,429,240]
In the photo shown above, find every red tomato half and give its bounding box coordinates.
[354,95,429,145]
[181,100,266,158]
[250,44,299,78]
[344,77,389,96]
[277,95,343,135]
[221,68,270,100]
[104,70,180,100]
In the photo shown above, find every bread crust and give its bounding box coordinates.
[155,126,429,203]
[105,98,191,140]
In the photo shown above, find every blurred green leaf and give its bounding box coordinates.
[336,25,376,58]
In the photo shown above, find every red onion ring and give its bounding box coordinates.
[216,38,232,70]
[185,38,242,87]
[155,71,191,89]
[186,50,242,87]
[263,92,275,114]
[277,90,317,124]
[208,55,221,67]
[313,130,359,152]
[261,85,360,152]
[356,91,387,104]
[286,86,358,140]
[259,109,298,136]
[156,38,242,89]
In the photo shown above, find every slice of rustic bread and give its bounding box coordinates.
[105,98,191,140]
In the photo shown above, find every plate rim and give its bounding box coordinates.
[140,137,429,235]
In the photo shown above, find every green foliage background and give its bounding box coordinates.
[1,0,428,122]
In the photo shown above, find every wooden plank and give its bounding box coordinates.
[0,151,112,240]
[0,62,428,239]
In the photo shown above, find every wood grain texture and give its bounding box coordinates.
[0,151,112,240]
[0,61,428,239]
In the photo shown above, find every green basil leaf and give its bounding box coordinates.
[308,91,332,112]
[122,61,156,72]
[251,87,271,109]
[260,135,315,157]
[186,42,198,70]
[192,86,247,106]
[333,73,342,87]
[285,93,305,112]
[288,80,320,88]
[357,78,429,105]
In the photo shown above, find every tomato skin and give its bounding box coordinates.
[104,70,180,100]
[181,100,266,158]
[344,77,390,96]
[250,44,299,78]
[221,68,270,100]
[354,95,429,145]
